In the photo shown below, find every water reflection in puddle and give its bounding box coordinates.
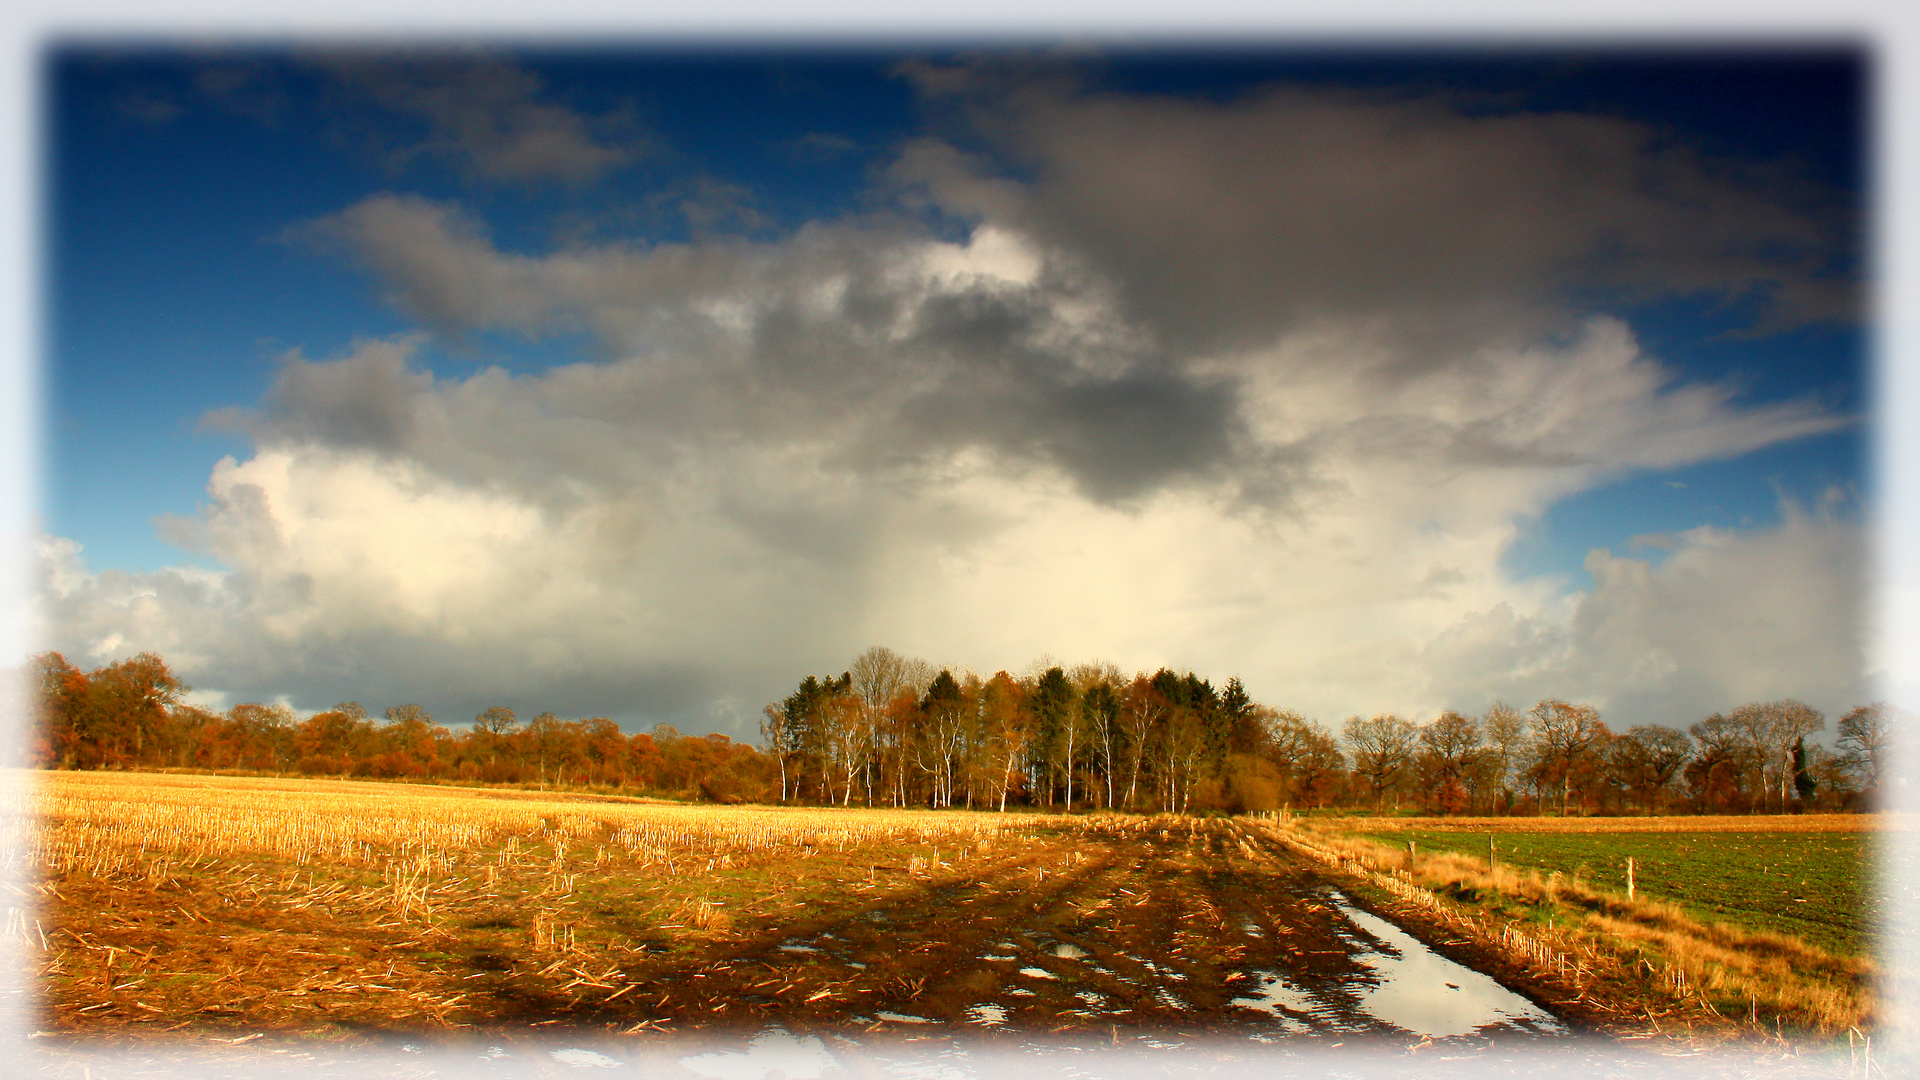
[1229,969,1318,1029]
[965,1002,1009,1026]
[1331,894,1565,1039]
[549,1047,623,1068]
[678,1027,836,1080]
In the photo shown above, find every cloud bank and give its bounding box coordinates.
[37,71,1869,734]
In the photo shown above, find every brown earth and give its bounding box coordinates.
[33,816,1613,1047]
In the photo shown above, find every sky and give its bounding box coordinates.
[31,43,1875,740]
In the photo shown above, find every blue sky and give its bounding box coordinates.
[36,45,1872,735]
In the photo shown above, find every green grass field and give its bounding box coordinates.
[1350,827,1877,956]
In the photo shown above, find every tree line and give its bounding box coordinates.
[28,652,773,802]
[762,648,1897,814]
[26,647,1901,814]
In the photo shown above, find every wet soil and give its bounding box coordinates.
[35,816,1582,1047]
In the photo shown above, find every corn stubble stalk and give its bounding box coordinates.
[24,770,1053,976]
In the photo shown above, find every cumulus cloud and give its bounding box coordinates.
[37,74,1868,733]
[1422,502,1870,726]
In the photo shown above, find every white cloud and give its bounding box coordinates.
[1421,502,1869,728]
[35,333,1865,734]
[35,78,1868,733]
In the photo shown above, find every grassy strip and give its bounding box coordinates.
[1347,827,1873,956]
[1294,820,1876,1036]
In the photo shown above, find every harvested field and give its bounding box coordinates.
[13,772,1886,1067]
[13,773,1596,1048]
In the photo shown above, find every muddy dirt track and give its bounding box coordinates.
[38,816,1585,1047]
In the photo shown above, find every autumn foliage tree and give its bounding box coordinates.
[25,648,1884,816]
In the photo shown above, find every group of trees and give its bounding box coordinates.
[28,652,773,801]
[761,648,1344,813]
[26,647,1904,814]
[764,648,1901,814]
[1337,698,1895,815]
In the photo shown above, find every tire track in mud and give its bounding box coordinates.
[660,817,1422,1039]
[698,834,1133,1030]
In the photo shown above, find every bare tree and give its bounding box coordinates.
[1836,702,1902,798]
[1729,700,1824,811]
[1343,713,1417,811]
[1482,701,1528,812]
[1766,701,1825,810]
[1606,725,1693,813]
[1527,700,1607,816]
[1117,676,1165,809]
[847,647,929,806]
[1418,710,1481,811]
[849,646,930,715]
[759,702,794,801]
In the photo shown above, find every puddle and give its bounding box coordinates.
[1228,970,1318,1033]
[1240,917,1265,938]
[884,1061,973,1080]
[777,943,820,953]
[1331,894,1566,1038]
[1228,969,1318,1017]
[980,954,1018,961]
[1017,967,1056,980]
[550,1048,623,1068]
[1154,987,1190,1011]
[965,1002,1009,1026]
[679,1027,836,1080]
[875,1011,938,1024]
[1051,943,1088,959]
[868,1046,977,1080]
[1006,986,1035,996]
[1074,990,1106,1007]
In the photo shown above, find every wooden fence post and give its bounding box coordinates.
[1627,856,1635,901]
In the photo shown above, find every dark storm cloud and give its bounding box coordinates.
[205,336,433,454]
[290,194,1257,509]
[283,62,1861,523]
[889,367,1245,503]
[896,68,1858,358]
